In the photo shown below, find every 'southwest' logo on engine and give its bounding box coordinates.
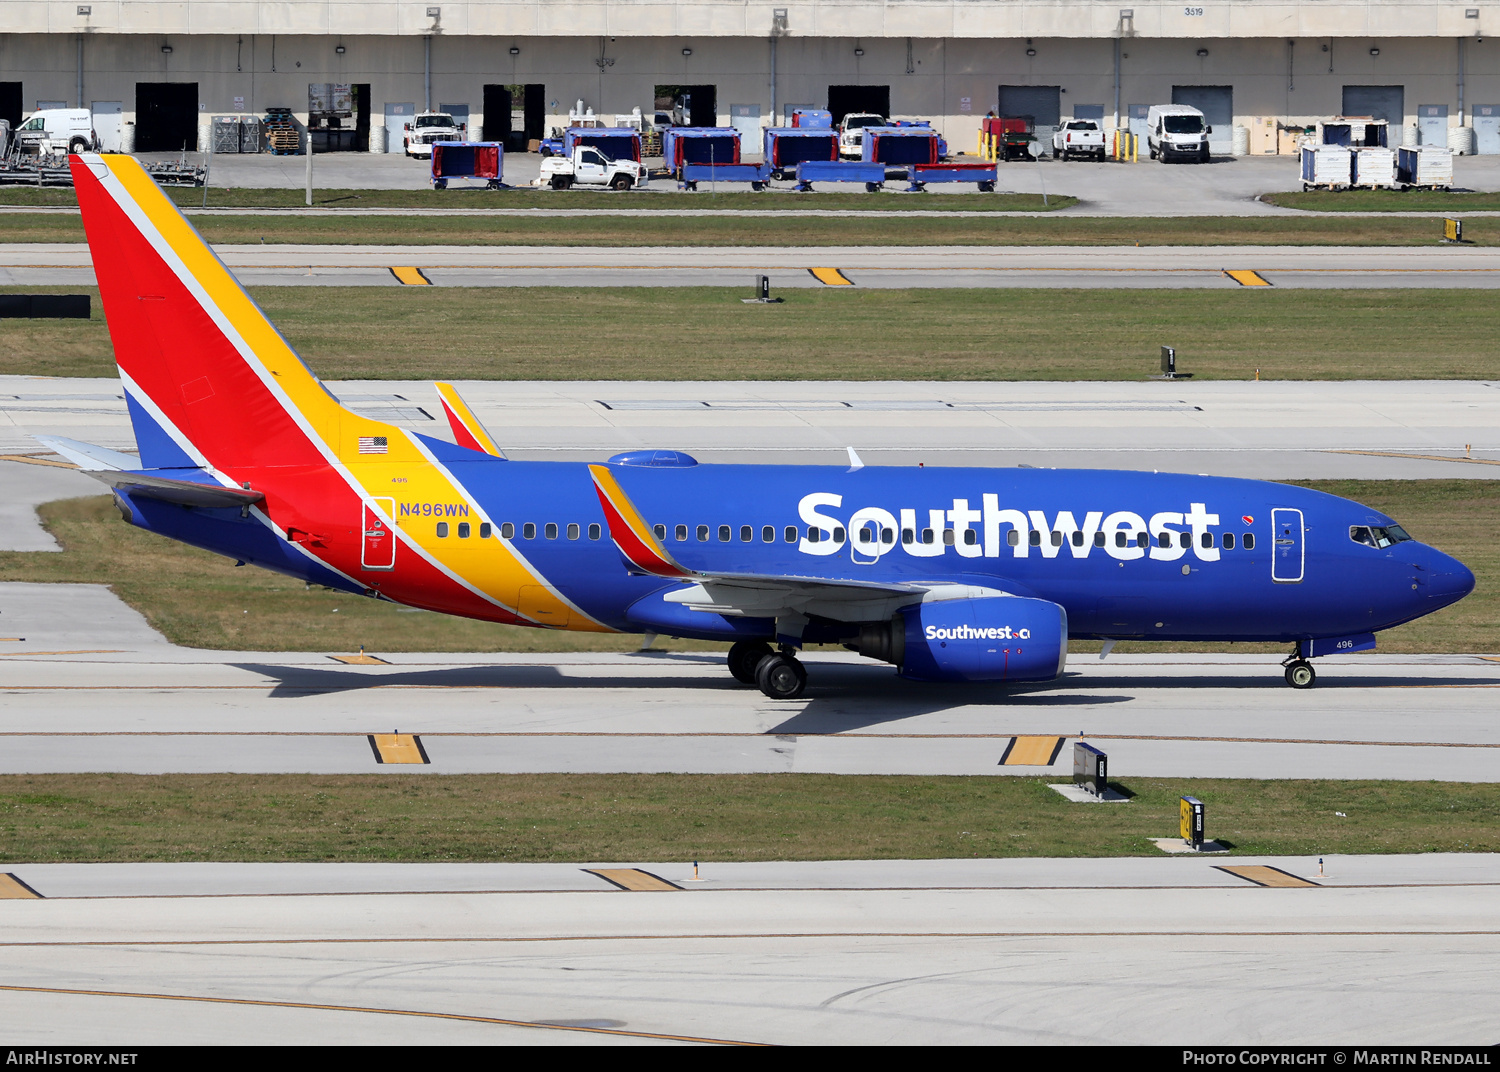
[924,624,1031,641]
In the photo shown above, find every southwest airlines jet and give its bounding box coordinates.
[46,154,1474,698]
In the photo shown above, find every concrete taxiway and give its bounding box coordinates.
[4,378,1498,481]
[9,242,1500,289]
[0,854,1494,1045]
[0,582,1496,780]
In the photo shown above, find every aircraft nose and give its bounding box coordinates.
[1418,549,1476,610]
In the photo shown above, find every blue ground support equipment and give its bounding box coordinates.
[791,108,833,128]
[861,126,940,166]
[663,127,741,169]
[793,159,888,192]
[679,162,772,190]
[907,162,998,192]
[763,127,840,179]
[429,142,504,189]
[562,127,642,162]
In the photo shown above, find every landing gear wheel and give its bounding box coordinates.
[755,653,807,700]
[727,640,774,685]
[1284,660,1316,689]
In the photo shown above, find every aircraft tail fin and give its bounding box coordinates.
[435,382,505,458]
[69,153,346,473]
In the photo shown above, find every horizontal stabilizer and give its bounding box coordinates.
[31,434,138,472]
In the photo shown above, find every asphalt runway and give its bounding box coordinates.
[5,377,1497,481]
[0,582,1495,780]
[10,242,1500,289]
[0,855,1494,1045]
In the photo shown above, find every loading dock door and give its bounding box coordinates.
[92,101,123,151]
[998,85,1061,145]
[1418,104,1448,147]
[828,85,890,125]
[1172,85,1232,154]
[135,82,200,151]
[385,102,413,154]
[1474,105,1500,154]
[1342,85,1404,128]
[0,83,20,130]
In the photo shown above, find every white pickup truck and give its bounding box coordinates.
[403,112,465,158]
[534,145,648,190]
[838,113,887,159]
[1052,119,1106,161]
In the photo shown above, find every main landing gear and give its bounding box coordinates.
[727,639,807,700]
[1283,645,1317,689]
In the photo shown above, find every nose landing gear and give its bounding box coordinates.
[1284,659,1317,689]
[1282,642,1317,689]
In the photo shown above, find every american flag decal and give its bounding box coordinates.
[358,436,389,455]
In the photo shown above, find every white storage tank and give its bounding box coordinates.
[1232,125,1249,156]
[369,123,385,153]
[1452,126,1476,156]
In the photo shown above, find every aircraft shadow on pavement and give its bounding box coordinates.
[1069,670,1500,690]
[766,667,1134,736]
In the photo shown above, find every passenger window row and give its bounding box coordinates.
[433,521,604,541]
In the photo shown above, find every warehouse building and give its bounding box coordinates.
[3,2,1499,156]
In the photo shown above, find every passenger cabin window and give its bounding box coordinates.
[1115,532,1127,548]
[1244,533,1255,550]
[1094,532,1105,547]
[740,525,753,543]
[675,524,688,541]
[1071,531,1084,547]
[833,527,845,542]
[589,523,601,540]
[522,523,536,539]
[697,525,710,542]
[808,528,820,544]
[784,525,797,543]
[1223,532,1235,549]
[904,528,916,545]
[1049,531,1062,547]
[1201,532,1214,548]
[718,525,731,542]
[436,522,449,537]
[653,524,666,541]
[457,522,471,538]
[568,523,580,540]
[545,523,558,539]
[922,528,934,544]
[1137,532,1148,549]
[762,526,775,543]
[501,522,514,539]
[1179,532,1191,549]
[479,522,492,539]
[1029,530,1042,546]
[1007,530,1019,547]
[882,528,895,544]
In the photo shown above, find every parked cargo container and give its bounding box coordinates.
[662,127,741,168]
[1397,146,1454,188]
[762,127,839,179]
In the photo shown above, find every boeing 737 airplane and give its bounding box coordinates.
[44,153,1475,698]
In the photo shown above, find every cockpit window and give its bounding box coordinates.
[1350,524,1413,549]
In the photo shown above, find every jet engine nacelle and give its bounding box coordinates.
[856,596,1068,683]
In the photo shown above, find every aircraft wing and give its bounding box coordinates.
[588,463,1006,622]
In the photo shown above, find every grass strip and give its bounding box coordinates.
[0,212,1486,246]
[3,480,1492,655]
[1261,189,1500,213]
[6,285,1500,382]
[0,185,1070,213]
[0,774,1494,863]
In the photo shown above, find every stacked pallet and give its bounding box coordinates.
[263,107,301,155]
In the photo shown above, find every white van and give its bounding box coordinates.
[1146,104,1211,163]
[12,109,98,156]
